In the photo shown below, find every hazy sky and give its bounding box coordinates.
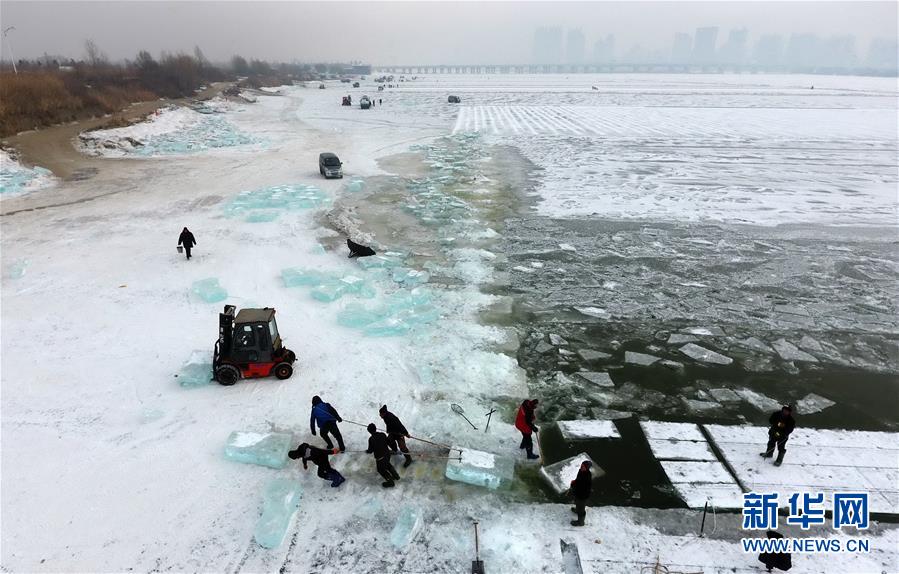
[1,1,896,64]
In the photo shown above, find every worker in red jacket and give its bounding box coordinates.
[515,399,540,460]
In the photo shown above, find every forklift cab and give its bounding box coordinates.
[213,305,296,385]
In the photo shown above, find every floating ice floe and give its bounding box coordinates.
[577,348,611,361]
[575,372,614,388]
[549,334,568,346]
[678,343,733,365]
[737,337,774,354]
[390,506,423,548]
[683,326,726,336]
[539,453,601,495]
[574,307,610,319]
[444,447,515,490]
[191,278,228,303]
[771,338,819,363]
[559,243,577,252]
[799,334,824,353]
[535,341,555,354]
[796,393,836,414]
[254,478,302,549]
[392,267,430,286]
[177,350,213,388]
[557,420,620,440]
[736,388,782,412]
[223,431,293,469]
[624,351,660,366]
[666,334,697,345]
[0,150,55,197]
[708,388,742,403]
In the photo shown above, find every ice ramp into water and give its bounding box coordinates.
[253,478,302,549]
[540,453,602,495]
[389,506,423,548]
[445,447,515,490]
[223,431,293,469]
[176,350,213,388]
[560,538,584,574]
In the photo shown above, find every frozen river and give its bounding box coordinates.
[1,74,897,573]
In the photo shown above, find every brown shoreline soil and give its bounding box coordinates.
[1,82,232,181]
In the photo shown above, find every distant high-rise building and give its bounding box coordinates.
[753,34,784,66]
[819,35,856,69]
[592,34,615,63]
[566,29,586,64]
[866,37,899,71]
[719,28,749,63]
[692,26,719,64]
[534,27,563,65]
[786,33,820,68]
[672,32,692,63]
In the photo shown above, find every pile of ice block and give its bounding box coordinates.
[253,478,303,549]
[191,278,228,303]
[223,431,293,469]
[225,184,329,221]
[336,287,439,337]
[177,350,213,388]
[445,447,515,490]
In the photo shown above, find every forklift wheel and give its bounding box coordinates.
[273,362,293,380]
[215,365,241,386]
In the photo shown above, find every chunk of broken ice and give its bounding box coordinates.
[310,275,374,302]
[444,447,515,490]
[223,431,293,469]
[363,317,412,337]
[389,506,422,548]
[549,334,568,346]
[191,278,228,303]
[796,393,836,415]
[535,341,555,354]
[356,254,402,270]
[737,337,773,354]
[736,388,782,412]
[574,307,609,319]
[281,268,326,288]
[577,349,611,362]
[336,303,387,328]
[678,343,733,366]
[799,335,824,353]
[253,478,302,549]
[559,243,577,252]
[624,351,660,366]
[392,267,430,286]
[667,334,697,345]
[683,326,726,336]
[539,453,601,495]
[771,339,819,363]
[682,398,722,413]
[177,350,213,388]
[576,372,614,388]
[708,388,742,403]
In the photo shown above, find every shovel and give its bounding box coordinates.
[451,403,477,430]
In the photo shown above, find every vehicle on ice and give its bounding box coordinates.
[448,95,461,103]
[342,95,352,106]
[213,306,296,385]
[360,95,372,109]
[353,82,360,88]
[319,152,343,178]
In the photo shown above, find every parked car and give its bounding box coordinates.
[319,152,343,179]
[360,96,371,110]
[318,83,326,89]
[353,82,360,88]
[448,95,461,103]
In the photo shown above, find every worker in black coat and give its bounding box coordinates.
[288,442,345,487]
[760,405,796,466]
[178,227,196,260]
[366,423,400,488]
[568,461,593,526]
[758,530,792,571]
[379,405,413,467]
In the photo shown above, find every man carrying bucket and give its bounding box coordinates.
[178,227,196,260]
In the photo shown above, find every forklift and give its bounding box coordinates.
[213,305,297,385]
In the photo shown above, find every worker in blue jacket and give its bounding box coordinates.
[310,395,346,452]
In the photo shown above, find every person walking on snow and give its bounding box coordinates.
[515,399,540,459]
[310,395,346,452]
[569,460,593,526]
[288,442,345,487]
[178,227,196,260]
[366,423,401,488]
[760,405,795,466]
[379,405,413,468]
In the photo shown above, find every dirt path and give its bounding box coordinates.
[1,82,233,180]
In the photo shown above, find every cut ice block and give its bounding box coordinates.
[736,388,782,412]
[577,349,611,361]
[392,267,430,286]
[356,255,403,270]
[558,420,620,440]
[337,303,387,328]
[389,506,422,548]
[394,304,440,325]
[5,258,28,279]
[624,351,660,366]
[364,318,412,337]
[281,268,326,288]
[223,431,293,469]
[667,333,697,344]
[225,184,328,218]
[310,275,373,302]
[177,350,213,388]
[445,447,515,490]
[345,179,365,193]
[678,343,733,365]
[539,453,601,495]
[191,278,228,303]
[253,478,302,549]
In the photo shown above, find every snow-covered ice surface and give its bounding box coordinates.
[558,419,621,440]
[2,75,898,572]
[0,149,55,198]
